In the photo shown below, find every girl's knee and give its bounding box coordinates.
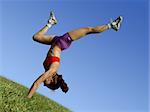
[32,34,39,41]
[32,34,43,41]
[85,27,95,34]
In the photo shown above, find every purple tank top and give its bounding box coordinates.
[51,33,73,51]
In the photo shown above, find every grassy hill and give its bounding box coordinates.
[0,76,71,112]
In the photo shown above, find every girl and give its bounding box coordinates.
[27,11,123,98]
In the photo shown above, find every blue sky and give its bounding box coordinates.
[0,0,149,112]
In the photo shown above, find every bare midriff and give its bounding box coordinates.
[47,45,61,58]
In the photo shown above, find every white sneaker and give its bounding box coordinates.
[48,11,57,25]
[111,16,123,31]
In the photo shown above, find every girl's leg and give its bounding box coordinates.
[68,25,109,41]
[33,11,57,45]
[33,25,55,45]
[27,62,60,98]
[68,16,123,41]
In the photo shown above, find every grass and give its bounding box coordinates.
[0,76,71,112]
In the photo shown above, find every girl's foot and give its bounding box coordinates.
[109,16,123,31]
[48,11,58,25]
